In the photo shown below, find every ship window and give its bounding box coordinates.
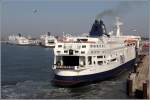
[57,51,60,53]
[58,45,62,47]
[81,51,85,54]
[75,51,79,53]
[97,56,103,58]
[110,58,117,62]
[64,50,68,53]
[69,49,73,55]
[94,61,96,64]
[77,39,88,42]
[82,45,86,48]
[88,56,92,65]
[98,61,103,65]
[48,40,54,43]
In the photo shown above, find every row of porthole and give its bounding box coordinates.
[58,45,86,48]
[90,44,104,48]
[91,51,105,54]
[57,50,85,54]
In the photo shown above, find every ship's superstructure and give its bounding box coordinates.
[40,32,57,48]
[8,33,30,45]
[52,18,141,86]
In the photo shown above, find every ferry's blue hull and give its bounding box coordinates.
[52,59,136,86]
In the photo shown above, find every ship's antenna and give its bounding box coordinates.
[115,17,123,36]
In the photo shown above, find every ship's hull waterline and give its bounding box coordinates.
[52,59,136,86]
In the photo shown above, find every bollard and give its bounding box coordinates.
[127,78,133,96]
[143,82,148,99]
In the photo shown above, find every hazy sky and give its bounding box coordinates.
[1,0,149,38]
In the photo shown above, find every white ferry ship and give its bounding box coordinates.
[40,32,57,48]
[52,18,141,86]
[8,33,30,45]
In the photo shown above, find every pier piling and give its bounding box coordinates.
[126,54,149,99]
[143,82,148,99]
[127,78,133,96]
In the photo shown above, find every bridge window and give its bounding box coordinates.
[82,45,86,48]
[77,39,88,42]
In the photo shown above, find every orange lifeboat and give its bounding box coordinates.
[124,39,137,43]
[124,39,137,46]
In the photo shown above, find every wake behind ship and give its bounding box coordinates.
[52,18,141,86]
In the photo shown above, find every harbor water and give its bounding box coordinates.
[1,43,133,99]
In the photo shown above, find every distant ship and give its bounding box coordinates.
[52,18,141,86]
[40,32,57,48]
[8,33,30,45]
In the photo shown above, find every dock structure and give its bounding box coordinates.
[127,53,149,99]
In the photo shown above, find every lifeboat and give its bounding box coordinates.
[124,39,137,43]
[124,39,137,46]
